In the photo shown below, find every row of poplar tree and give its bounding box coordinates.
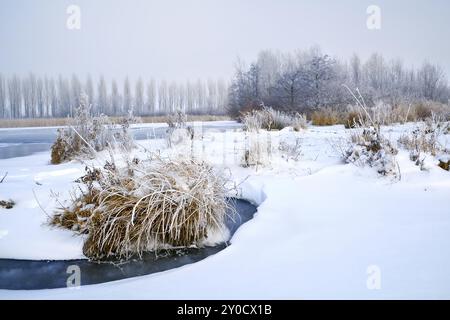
[0,74,229,119]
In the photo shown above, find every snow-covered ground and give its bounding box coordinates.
[1,122,450,299]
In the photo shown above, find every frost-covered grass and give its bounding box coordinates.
[344,126,400,178]
[50,156,233,260]
[1,120,450,299]
[242,107,307,132]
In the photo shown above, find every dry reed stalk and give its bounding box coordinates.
[50,156,235,260]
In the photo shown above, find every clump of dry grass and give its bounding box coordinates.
[50,156,234,260]
[242,106,307,132]
[0,118,70,128]
[311,108,340,126]
[438,158,450,171]
[264,107,307,131]
[343,111,361,129]
[241,109,265,132]
[0,199,15,209]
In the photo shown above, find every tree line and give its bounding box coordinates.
[1,48,449,120]
[228,47,450,116]
[0,74,229,119]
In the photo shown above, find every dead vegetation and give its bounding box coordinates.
[50,93,138,164]
[166,110,194,148]
[0,173,14,209]
[0,199,15,209]
[309,100,450,128]
[311,108,341,126]
[342,87,400,178]
[241,106,307,132]
[0,172,7,183]
[0,114,230,129]
[278,137,302,162]
[398,117,450,169]
[241,131,271,168]
[50,156,234,260]
[438,158,450,171]
[345,126,399,177]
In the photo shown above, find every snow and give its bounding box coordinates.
[1,122,450,299]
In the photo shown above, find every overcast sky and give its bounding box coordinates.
[1,0,449,83]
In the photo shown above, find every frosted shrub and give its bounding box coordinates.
[166,110,194,148]
[398,117,449,168]
[278,137,302,162]
[242,107,307,132]
[341,87,399,177]
[371,101,394,125]
[290,114,308,131]
[241,109,266,132]
[345,126,399,177]
[166,109,187,129]
[115,109,141,152]
[51,93,136,164]
[267,107,307,131]
[241,132,271,168]
[51,94,113,164]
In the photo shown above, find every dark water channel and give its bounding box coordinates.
[0,199,256,290]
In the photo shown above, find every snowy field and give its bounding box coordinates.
[1,121,450,299]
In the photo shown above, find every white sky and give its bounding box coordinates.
[1,0,449,83]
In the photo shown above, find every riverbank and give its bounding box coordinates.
[0,115,231,128]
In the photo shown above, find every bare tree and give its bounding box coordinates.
[57,75,71,117]
[70,74,82,115]
[8,75,22,118]
[158,80,168,114]
[134,78,144,115]
[207,78,217,113]
[186,80,195,114]
[111,80,121,116]
[0,73,7,118]
[22,76,32,118]
[123,77,132,113]
[36,77,45,117]
[418,62,446,101]
[195,79,206,113]
[216,78,228,115]
[49,78,57,117]
[350,53,362,88]
[146,79,156,115]
[85,75,95,108]
[97,76,108,115]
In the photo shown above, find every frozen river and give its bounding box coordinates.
[0,121,242,159]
